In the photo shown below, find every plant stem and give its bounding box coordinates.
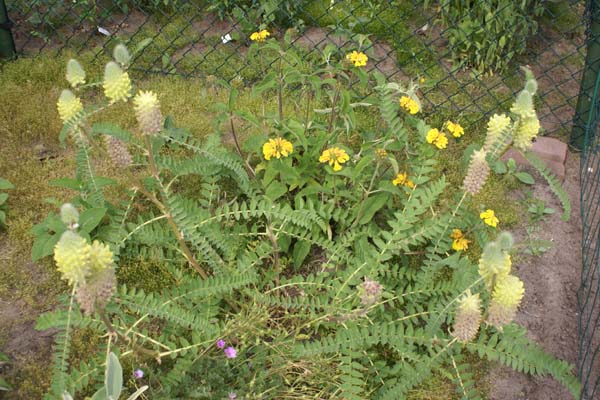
[97,306,159,358]
[229,112,256,179]
[278,54,284,122]
[144,135,210,279]
[326,83,341,138]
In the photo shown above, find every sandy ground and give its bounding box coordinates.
[489,153,581,400]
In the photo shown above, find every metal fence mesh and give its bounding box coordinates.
[5,0,600,398]
[5,0,587,138]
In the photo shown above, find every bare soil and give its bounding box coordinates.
[489,153,581,400]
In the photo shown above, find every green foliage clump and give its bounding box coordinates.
[33,37,579,400]
[433,0,544,73]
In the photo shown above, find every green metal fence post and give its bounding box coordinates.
[0,0,16,59]
[572,0,600,150]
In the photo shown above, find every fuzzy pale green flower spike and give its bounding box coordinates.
[103,61,131,103]
[487,274,525,329]
[66,59,86,87]
[54,230,91,286]
[483,113,511,153]
[57,89,83,124]
[89,241,114,273]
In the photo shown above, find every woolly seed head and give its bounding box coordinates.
[463,149,490,196]
[104,135,133,167]
[103,62,131,103]
[76,267,115,315]
[60,203,79,228]
[54,230,91,286]
[452,291,482,343]
[66,59,86,87]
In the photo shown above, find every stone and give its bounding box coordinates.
[501,137,568,182]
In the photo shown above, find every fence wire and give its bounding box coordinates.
[5,0,587,138]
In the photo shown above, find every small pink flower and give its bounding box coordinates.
[229,393,237,400]
[133,369,144,379]
[216,339,226,349]
[224,346,237,359]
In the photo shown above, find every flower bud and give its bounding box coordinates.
[57,89,83,124]
[463,149,490,196]
[478,242,511,290]
[60,203,79,228]
[359,278,382,306]
[54,231,91,285]
[452,291,482,343]
[487,275,525,329]
[103,62,131,103]
[66,59,86,87]
[113,44,131,67]
[133,91,162,136]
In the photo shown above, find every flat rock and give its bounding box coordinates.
[502,137,568,181]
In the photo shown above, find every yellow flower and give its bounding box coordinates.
[399,95,419,114]
[425,128,448,149]
[392,172,415,189]
[250,30,270,42]
[262,137,293,160]
[480,209,499,227]
[319,147,350,171]
[346,51,368,67]
[450,229,471,251]
[446,121,464,138]
[419,77,426,84]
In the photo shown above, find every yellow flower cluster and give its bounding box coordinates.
[319,147,350,171]
[346,51,368,67]
[262,137,294,160]
[399,95,419,114]
[426,128,448,149]
[392,172,415,189]
[375,148,388,160]
[480,209,499,227]
[450,229,470,251]
[250,30,270,42]
[446,121,464,138]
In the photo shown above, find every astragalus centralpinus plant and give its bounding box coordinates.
[34,38,578,399]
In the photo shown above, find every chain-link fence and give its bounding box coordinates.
[3,0,587,140]
[578,2,600,398]
[4,0,600,398]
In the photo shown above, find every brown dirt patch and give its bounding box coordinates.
[489,153,581,400]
